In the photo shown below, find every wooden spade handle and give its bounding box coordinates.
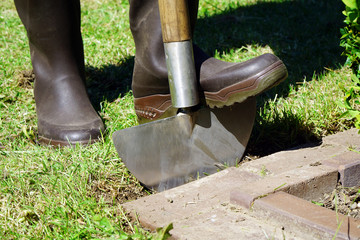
[158,0,192,43]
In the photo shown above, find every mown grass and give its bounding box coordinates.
[0,0,354,239]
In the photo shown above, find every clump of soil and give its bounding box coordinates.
[91,176,149,205]
[90,176,150,234]
[317,183,360,219]
[16,70,35,89]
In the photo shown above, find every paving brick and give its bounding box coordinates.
[240,143,344,176]
[162,202,299,239]
[230,164,338,208]
[123,168,261,230]
[339,161,360,187]
[322,151,360,168]
[123,168,300,239]
[322,128,360,149]
[230,190,256,209]
[323,151,360,187]
[253,191,360,240]
[240,128,359,177]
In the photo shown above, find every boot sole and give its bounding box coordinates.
[38,136,101,147]
[204,61,288,108]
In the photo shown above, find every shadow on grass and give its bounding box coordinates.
[85,56,134,111]
[195,0,345,97]
[87,0,345,155]
[247,108,321,157]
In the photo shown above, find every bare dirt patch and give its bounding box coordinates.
[90,175,151,234]
[90,175,149,204]
[317,183,360,219]
[16,70,35,89]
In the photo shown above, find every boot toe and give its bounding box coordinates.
[38,119,105,146]
[201,53,288,108]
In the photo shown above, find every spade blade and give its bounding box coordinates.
[112,98,256,191]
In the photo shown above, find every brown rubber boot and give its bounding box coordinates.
[14,0,104,146]
[129,0,288,122]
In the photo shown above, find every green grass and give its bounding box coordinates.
[0,0,355,239]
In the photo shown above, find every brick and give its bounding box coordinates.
[253,191,360,240]
[339,161,360,187]
[323,151,360,187]
[240,143,344,176]
[122,168,297,239]
[230,164,338,208]
[123,168,261,230]
[323,151,360,168]
[322,128,360,149]
[229,190,256,209]
[166,202,295,239]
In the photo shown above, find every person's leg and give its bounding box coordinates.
[129,0,287,122]
[14,0,104,146]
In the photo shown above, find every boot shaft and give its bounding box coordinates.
[129,0,198,52]
[14,0,85,80]
[129,0,204,98]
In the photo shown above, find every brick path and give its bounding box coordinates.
[122,128,360,239]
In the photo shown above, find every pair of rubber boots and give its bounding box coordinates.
[15,0,288,146]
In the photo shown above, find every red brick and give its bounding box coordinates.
[322,128,360,148]
[123,168,261,230]
[323,151,360,187]
[240,144,343,176]
[230,164,338,208]
[253,191,360,239]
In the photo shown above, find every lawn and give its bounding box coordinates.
[0,0,354,238]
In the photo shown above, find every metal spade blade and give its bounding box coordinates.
[112,98,256,191]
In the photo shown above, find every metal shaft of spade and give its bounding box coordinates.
[158,0,199,109]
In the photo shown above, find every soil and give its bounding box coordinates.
[91,175,148,205]
[90,175,150,233]
[17,70,35,89]
[317,183,360,219]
